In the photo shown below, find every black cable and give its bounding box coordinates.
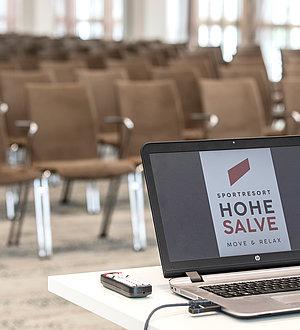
[144,302,189,330]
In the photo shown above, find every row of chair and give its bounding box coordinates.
[3,71,300,257]
[2,40,300,258]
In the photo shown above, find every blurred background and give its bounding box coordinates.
[1,0,300,329]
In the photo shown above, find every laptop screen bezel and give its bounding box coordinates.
[141,136,300,278]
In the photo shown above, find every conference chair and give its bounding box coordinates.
[0,71,51,147]
[281,50,300,78]
[151,67,207,139]
[182,52,219,78]
[85,54,107,69]
[282,78,300,134]
[0,103,42,251]
[199,78,285,139]
[108,57,152,80]
[77,69,128,147]
[281,49,300,78]
[219,64,276,125]
[233,45,265,65]
[195,46,224,65]
[27,83,146,253]
[40,61,86,83]
[99,80,184,239]
[13,56,40,70]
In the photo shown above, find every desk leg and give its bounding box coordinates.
[128,168,147,251]
[34,175,52,258]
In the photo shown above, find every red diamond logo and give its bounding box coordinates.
[228,158,250,186]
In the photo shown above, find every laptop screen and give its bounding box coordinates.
[150,146,300,263]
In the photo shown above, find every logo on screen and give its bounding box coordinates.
[228,158,250,186]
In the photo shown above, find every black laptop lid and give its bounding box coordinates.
[141,136,300,278]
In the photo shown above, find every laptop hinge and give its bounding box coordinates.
[186,271,204,283]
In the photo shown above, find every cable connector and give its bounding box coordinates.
[144,299,221,329]
[188,299,221,314]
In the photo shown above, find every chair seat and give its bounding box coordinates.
[0,165,39,185]
[33,158,135,180]
[128,156,142,166]
[97,132,120,147]
[183,128,206,140]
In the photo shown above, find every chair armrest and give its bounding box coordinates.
[190,113,219,129]
[28,121,38,136]
[263,119,287,136]
[15,120,31,128]
[290,111,300,124]
[104,116,134,130]
[104,116,134,158]
[190,113,211,121]
[0,102,8,114]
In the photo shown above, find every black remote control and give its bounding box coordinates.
[101,272,152,298]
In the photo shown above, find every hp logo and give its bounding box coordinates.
[255,255,261,261]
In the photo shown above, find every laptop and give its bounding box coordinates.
[141,136,300,318]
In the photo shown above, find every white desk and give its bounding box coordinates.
[48,266,300,330]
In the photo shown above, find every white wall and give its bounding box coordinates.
[13,0,188,41]
[124,0,189,42]
[14,0,55,35]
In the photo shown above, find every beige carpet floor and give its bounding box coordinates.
[0,179,160,329]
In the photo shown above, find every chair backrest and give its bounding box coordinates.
[282,78,300,134]
[152,68,203,128]
[0,71,51,138]
[116,80,184,157]
[282,78,300,114]
[219,64,273,125]
[199,78,265,139]
[0,109,8,164]
[14,56,40,70]
[85,54,107,69]
[281,49,300,65]
[195,46,224,65]
[78,69,128,133]
[108,57,152,80]
[27,83,98,162]
[183,52,219,78]
[40,60,86,82]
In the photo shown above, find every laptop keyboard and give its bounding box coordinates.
[201,276,300,298]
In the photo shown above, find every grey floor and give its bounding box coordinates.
[0,179,160,329]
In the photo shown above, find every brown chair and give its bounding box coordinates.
[27,83,146,252]
[199,78,281,139]
[40,61,86,82]
[219,64,275,125]
[13,56,40,70]
[195,46,224,65]
[281,49,300,78]
[151,67,207,139]
[0,71,51,146]
[77,69,128,147]
[108,57,152,80]
[97,80,184,239]
[182,52,219,78]
[233,45,265,65]
[85,54,107,69]
[0,103,41,252]
[282,78,300,134]
[116,80,184,160]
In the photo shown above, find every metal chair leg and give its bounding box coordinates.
[86,180,101,214]
[33,174,52,258]
[7,183,29,246]
[128,167,147,251]
[60,179,72,204]
[5,186,19,220]
[98,177,121,238]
